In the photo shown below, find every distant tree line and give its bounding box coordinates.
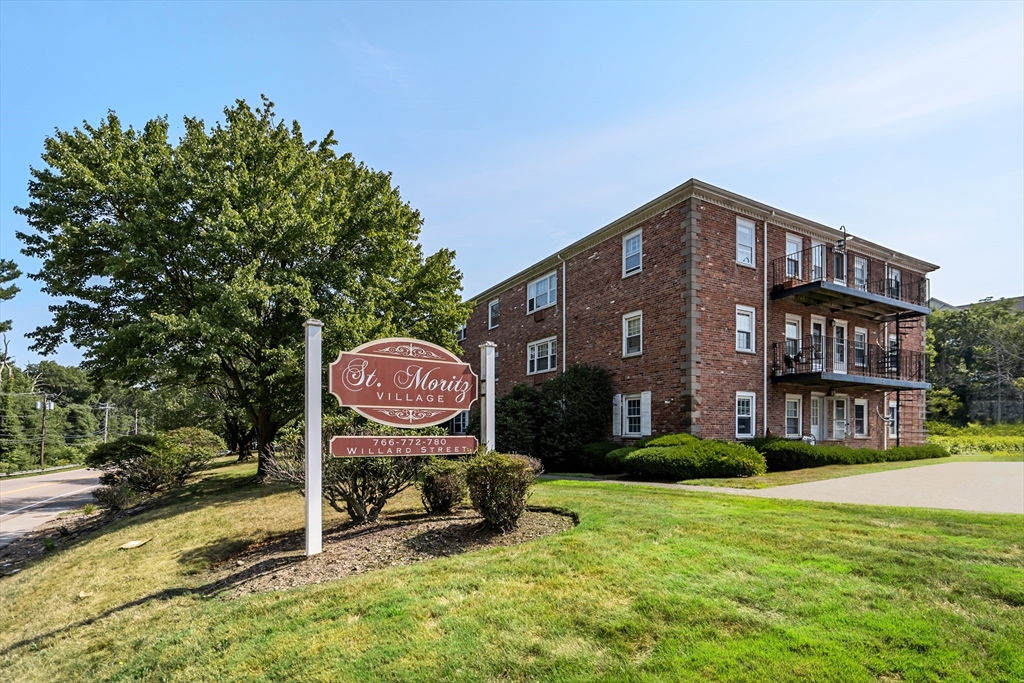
[927,298,1024,424]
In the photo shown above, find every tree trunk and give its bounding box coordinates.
[254,411,279,479]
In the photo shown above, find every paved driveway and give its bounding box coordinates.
[545,462,1024,514]
[747,462,1024,514]
[0,468,102,548]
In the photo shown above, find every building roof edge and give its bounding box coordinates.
[467,178,940,304]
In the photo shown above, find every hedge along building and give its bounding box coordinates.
[457,179,938,448]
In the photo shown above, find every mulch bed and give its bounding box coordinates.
[206,507,577,596]
[0,505,577,596]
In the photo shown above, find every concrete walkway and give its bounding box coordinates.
[543,462,1024,514]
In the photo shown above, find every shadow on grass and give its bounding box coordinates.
[0,473,291,578]
[0,549,308,657]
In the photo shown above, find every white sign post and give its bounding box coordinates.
[479,342,497,452]
[304,319,323,556]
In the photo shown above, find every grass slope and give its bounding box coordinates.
[1,463,1022,682]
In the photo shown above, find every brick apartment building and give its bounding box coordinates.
[456,179,938,448]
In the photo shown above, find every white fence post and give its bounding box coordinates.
[304,319,324,556]
[480,342,497,452]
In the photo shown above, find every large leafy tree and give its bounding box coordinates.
[0,259,20,334]
[928,298,1024,423]
[16,97,471,474]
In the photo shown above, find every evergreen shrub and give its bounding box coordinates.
[579,442,623,473]
[760,440,950,471]
[465,453,534,532]
[623,441,766,480]
[604,447,637,472]
[418,458,467,514]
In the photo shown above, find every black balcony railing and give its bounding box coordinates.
[772,335,926,383]
[770,244,927,307]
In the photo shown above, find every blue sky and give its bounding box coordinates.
[1,1,1022,367]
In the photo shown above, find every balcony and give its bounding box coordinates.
[772,335,930,390]
[770,245,930,319]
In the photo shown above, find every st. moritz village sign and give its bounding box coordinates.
[301,321,496,556]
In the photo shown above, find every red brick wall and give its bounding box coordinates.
[460,194,931,447]
[460,201,690,439]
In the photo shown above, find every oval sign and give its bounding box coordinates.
[328,337,478,428]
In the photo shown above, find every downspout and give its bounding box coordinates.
[763,212,772,436]
[557,253,566,374]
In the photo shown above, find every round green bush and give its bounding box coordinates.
[419,458,467,514]
[465,453,534,532]
[604,447,637,472]
[640,433,701,447]
[623,441,766,480]
[579,442,624,474]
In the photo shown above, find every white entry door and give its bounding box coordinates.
[832,397,848,440]
[810,396,823,442]
[833,320,848,374]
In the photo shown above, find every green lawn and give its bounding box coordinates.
[681,452,1024,489]
[1,462,1022,682]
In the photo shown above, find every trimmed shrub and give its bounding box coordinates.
[266,414,443,523]
[604,447,636,472]
[579,442,622,474]
[419,459,467,514]
[466,453,535,532]
[509,453,545,475]
[761,440,950,471]
[641,433,700,447]
[623,441,767,480]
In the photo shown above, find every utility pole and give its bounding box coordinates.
[100,402,115,443]
[39,394,48,468]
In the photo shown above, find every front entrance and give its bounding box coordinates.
[810,395,823,442]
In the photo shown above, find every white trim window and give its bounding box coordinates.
[456,323,466,342]
[786,235,802,279]
[615,392,652,438]
[624,395,642,437]
[736,305,755,353]
[488,299,500,329]
[527,337,557,375]
[736,392,755,439]
[623,311,642,356]
[854,256,869,291]
[736,218,755,266]
[888,400,898,438]
[452,411,469,435]
[854,328,868,368]
[785,395,802,438]
[527,272,557,313]
[785,314,802,359]
[854,399,868,437]
[623,229,642,276]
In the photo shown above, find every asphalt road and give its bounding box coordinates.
[0,468,102,548]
